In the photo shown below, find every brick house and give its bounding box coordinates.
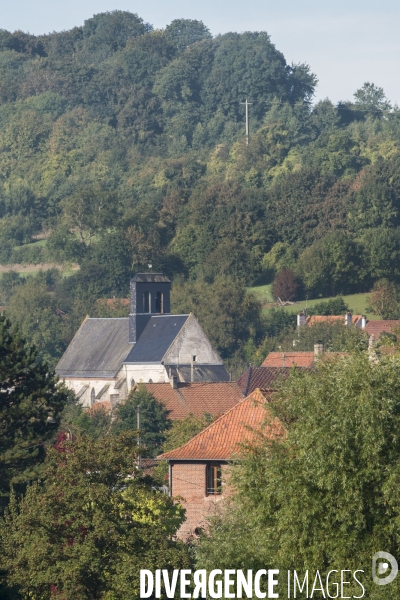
[158,389,283,540]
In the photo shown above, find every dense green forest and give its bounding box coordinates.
[1,10,400,368]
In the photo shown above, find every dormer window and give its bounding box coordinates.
[143,291,150,313]
[155,291,164,314]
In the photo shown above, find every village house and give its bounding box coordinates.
[92,380,244,421]
[237,365,298,395]
[158,389,284,540]
[56,273,230,407]
[261,341,330,368]
[297,311,366,328]
[297,310,400,344]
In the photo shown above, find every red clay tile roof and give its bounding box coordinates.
[141,382,243,420]
[158,389,283,461]
[307,315,363,326]
[365,320,400,339]
[262,352,316,368]
[237,366,294,395]
[104,298,130,306]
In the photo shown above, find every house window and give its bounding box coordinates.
[155,291,164,314]
[206,464,222,495]
[143,291,150,313]
[90,388,95,406]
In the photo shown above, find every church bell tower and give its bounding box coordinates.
[129,273,171,343]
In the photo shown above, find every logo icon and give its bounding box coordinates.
[372,552,398,586]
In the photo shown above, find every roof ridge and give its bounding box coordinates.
[158,388,266,460]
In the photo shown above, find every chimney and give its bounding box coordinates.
[344,312,352,327]
[360,315,367,329]
[169,375,178,389]
[314,341,324,356]
[297,312,306,326]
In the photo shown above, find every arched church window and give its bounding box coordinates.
[143,291,150,313]
[131,378,135,389]
[91,388,95,406]
[155,291,164,314]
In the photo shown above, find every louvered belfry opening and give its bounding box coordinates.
[129,273,171,343]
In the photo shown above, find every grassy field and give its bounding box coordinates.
[0,264,79,278]
[12,239,47,250]
[247,284,380,321]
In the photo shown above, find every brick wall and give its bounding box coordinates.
[171,462,228,540]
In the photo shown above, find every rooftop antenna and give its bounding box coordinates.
[240,98,252,145]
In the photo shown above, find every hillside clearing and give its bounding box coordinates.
[247,285,380,321]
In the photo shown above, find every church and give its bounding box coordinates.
[56,273,230,408]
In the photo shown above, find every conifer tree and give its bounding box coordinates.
[0,315,68,510]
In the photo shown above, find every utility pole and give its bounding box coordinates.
[137,405,141,469]
[240,98,252,145]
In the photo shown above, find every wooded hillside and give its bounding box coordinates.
[1,11,399,368]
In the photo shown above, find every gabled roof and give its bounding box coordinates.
[365,320,400,339]
[132,273,170,283]
[141,382,243,420]
[158,389,283,461]
[237,366,294,396]
[169,364,230,383]
[262,352,315,368]
[124,315,188,363]
[56,318,131,378]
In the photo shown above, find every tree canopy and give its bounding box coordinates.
[0,315,68,511]
[0,433,190,599]
[196,353,400,599]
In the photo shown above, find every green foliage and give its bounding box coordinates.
[0,433,190,599]
[165,19,212,52]
[367,278,400,319]
[60,397,113,439]
[153,412,215,484]
[0,316,68,511]
[196,353,400,599]
[171,276,263,360]
[0,11,400,367]
[5,276,68,367]
[163,413,215,453]
[0,271,25,303]
[307,296,350,316]
[112,385,170,457]
[354,82,392,115]
[289,321,368,352]
[296,233,363,297]
[263,307,297,339]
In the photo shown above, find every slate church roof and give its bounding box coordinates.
[56,314,190,378]
[124,315,189,363]
[56,317,131,378]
